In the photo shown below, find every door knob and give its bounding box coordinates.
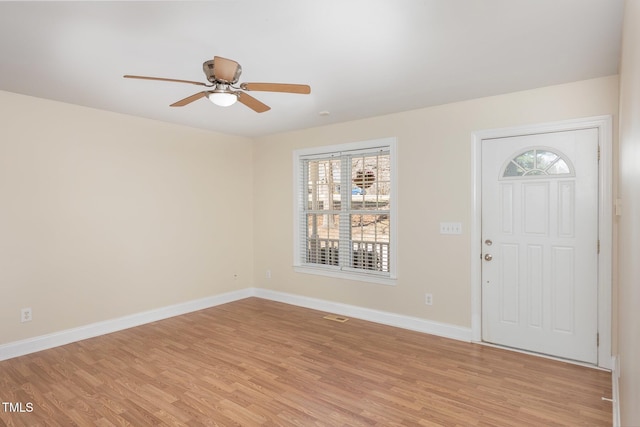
[484,253,493,261]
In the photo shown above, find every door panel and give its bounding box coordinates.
[499,243,519,324]
[522,182,548,234]
[481,128,598,364]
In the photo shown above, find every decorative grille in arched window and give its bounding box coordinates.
[502,148,574,178]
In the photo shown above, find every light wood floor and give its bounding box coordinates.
[0,298,612,426]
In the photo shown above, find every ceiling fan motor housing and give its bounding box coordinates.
[124,55,309,113]
[203,59,242,84]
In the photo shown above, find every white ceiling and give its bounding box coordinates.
[0,1,623,138]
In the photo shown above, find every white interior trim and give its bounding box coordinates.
[293,265,397,286]
[0,287,472,361]
[0,288,253,362]
[612,355,621,426]
[253,288,472,342]
[470,115,613,370]
[292,137,398,283]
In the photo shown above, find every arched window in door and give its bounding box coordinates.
[502,148,574,178]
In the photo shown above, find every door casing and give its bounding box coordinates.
[471,116,613,369]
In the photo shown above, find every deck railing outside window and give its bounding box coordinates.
[307,237,389,272]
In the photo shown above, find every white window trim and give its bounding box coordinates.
[292,137,398,285]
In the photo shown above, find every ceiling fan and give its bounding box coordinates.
[124,56,311,113]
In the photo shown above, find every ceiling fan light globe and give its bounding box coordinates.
[208,92,237,107]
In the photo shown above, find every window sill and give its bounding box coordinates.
[293,265,397,286]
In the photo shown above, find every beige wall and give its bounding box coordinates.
[0,74,621,360]
[0,91,254,344]
[253,75,619,328]
[617,1,640,424]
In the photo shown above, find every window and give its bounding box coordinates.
[293,138,397,284]
[502,148,573,178]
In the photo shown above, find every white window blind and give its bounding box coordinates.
[293,138,397,284]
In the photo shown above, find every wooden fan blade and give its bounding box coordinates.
[170,91,208,107]
[236,91,270,113]
[241,82,311,94]
[123,75,207,86]
[213,56,240,83]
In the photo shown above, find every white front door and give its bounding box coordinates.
[481,128,599,364]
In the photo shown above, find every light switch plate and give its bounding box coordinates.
[440,222,462,234]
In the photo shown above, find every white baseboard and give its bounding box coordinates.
[1,287,472,361]
[253,288,472,342]
[0,288,253,361]
[612,355,620,427]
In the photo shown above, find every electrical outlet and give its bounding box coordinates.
[21,308,32,323]
[425,294,433,306]
[440,222,462,235]
[266,269,272,279]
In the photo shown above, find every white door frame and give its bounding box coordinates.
[471,116,613,369]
